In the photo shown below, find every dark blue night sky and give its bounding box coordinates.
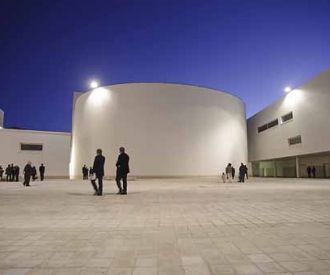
[0,0,329,132]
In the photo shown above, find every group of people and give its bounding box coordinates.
[221,163,248,183]
[306,166,317,178]
[22,163,46,186]
[83,147,130,196]
[0,163,46,185]
[0,164,20,182]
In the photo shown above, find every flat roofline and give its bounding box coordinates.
[247,68,330,120]
[0,128,71,136]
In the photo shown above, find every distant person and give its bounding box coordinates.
[307,166,312,178]
[5,165,11,181]
[92,149,105,196]
[225,163,232,182]
[32,166,37,181]
[10,164,15,181]
[89,167,93,177]
[231,167,235,180]
[221,172,226,183]
[14,165,20,182]
[312,166,316,178]
[239,163,246,183]
[244,164,248,180]
[82,165,88,180]
[23,161,33,186]
[39,164,45,181]
[116,147,130,195]
[0,166,3,181]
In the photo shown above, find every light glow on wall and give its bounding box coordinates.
[88,87,111,107]
[283,89,304,108]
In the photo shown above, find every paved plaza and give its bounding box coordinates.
[0,177,330,275]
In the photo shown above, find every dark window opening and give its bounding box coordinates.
[288,135,302,145]
[282,112,293,123]
[20,143,43,151]
[267,119,279,129]
[258,124,268,133]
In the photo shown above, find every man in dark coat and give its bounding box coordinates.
[239,163,246,183]
[39,164,45,181]
[116,147,130,195]
[23,161,32,186]
[312,166,316,178]
[10,164,15,181]
[5,165,11,181]
[92,149,105,196]
[14,165,20,182]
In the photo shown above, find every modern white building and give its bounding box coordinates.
[0,128,71,178]
[247,69,330,178]
[70,83,248,178]
[1,69,329,179]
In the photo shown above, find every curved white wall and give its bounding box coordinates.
[71,83,247,177]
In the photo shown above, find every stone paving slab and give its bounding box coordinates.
[0,177,330,275]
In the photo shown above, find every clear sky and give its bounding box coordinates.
[0,0,329,132]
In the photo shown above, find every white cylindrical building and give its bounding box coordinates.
[70,83,247,178]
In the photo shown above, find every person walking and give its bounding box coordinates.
[239,163,246,183]
[225,163,232,182]
[92,149,105,196]
[23,161,33,186]
[312,166,316,178]
[231,167,235,180]
[116,147,130,195]
[39,164,45,181]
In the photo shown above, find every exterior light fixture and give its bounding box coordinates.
[284,86,292,93]
[90,81,99,89]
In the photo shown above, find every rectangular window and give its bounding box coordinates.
[288,135,302,145]
[258,124,268,133]
[267,119,279,129]
[281,112,293,123]
[20,143,43,151]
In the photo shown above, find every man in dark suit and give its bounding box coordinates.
[23,161,32,187]
[39,164,45,181]
[93,148,105,196]
[116,147,130,195]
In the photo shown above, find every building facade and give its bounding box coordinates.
[70,83,248,178]
[247,70,330,178]
[0,128,71,178]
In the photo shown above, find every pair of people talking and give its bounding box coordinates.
[91,147,130,196]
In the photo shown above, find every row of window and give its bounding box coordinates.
[257,111,293,133]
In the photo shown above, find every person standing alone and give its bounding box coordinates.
[92,149,105,196]
[23,161,33,186]
[39,164,45,181]
[116,147,130,195]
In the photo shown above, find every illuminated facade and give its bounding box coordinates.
[248,70,330,178]
[70,83,248,178]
